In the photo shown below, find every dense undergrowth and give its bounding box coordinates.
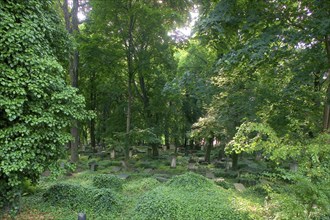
[3,152,329,220]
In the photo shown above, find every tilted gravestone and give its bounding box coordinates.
[78,213,86,220]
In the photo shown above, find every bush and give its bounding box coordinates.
[92,174,123,191]
[165,172,214,191]
[215,180,234,190]
[0,0,89,213]
[124,178,160,193]
[43,183,122,212]
[133,173,248,219]
[133,186,182,220]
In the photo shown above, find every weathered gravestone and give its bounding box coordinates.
[205,172,215,179]
[234,183,246,192]
[118,173,130,180]
[78,213,86,220]
[111,166,121,172]
[88,161,98,171]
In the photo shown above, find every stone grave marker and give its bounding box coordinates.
[234,183,246,192]
[111,166,121,172]
[206,172,215,179]
[117,174,130,180]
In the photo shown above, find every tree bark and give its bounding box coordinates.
[152,143,159,158]
[125,11,135,160]
[232,152,239,170]
[323,35,330,131]
[70,0,80,163]
[90,72,96,153]
[61,0,80,163]
[204,137,213,163]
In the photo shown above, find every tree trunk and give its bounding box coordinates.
[70,121,79,163]
[90,118,96,153]
[232,152,239,170]
[184,136,189,156]
[217,143,225,160]
[164,127,170,150]
[323,35,330,131]
[62,0,80,163]
[204,137,213,163]
[152,144,159,158]
[90,72,96,153]
[125,12,135,161]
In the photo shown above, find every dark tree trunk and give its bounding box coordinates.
[323,35,330,131]
[90,118,96,153]
[164,126,170,150]
[90,72,96,153]
[184,137,188,156]
[70,121,79,163]
[152,144,159,158]
[62,0,80,163]
[125,12,135,161]
[70,0,79,163]
[217,143,225,160]
[204,137,213,163]
[232,152,239,170]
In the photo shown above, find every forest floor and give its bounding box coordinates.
[2,149,318,219]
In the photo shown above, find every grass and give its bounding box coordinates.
[10,152,274,219]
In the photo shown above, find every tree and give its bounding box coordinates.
[59,0,81,162]
[195,0,329,168]
[0,0,89,212]
[84,0,192,158]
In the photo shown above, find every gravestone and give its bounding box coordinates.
[188,163,197,170]
[154,174,170,182]
[155,176,169,182]
[170,156,176,168]
[290,162,298,172]
[214,177,225,183]
[225,161,232,170]
[89,161,98,171]
[111,149,115,159]
[118,174,130,180]
[111,166,121,172]
[234,183,246,192]
[205,172,215,179]
[144,168,153,174]
[78,213,86,220]
[121,160,128,170]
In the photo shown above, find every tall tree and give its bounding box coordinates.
[86,0,192,158]
[196,0,329,166]
[59,0,80,162]
[0,0,88,212]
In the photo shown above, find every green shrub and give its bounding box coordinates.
[133,173,248,219]
[124,178,160,193]
[165,172,214,191]
[133,186,182,220]
[43,183,122,212]
[268,178,330,219]
[215,180,234,189]
[93,174,123,191]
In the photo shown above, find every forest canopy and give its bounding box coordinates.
[1,0,330,218]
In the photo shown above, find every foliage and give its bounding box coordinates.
[228,123,330,218]
[79,0,194,152]
[165,172,214,190]
[92,174,123,191]
[123,178,160,194]
[133,172,248,219]
[261,171,330,219]
[43,183,122,213]
[0,0,89,212]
